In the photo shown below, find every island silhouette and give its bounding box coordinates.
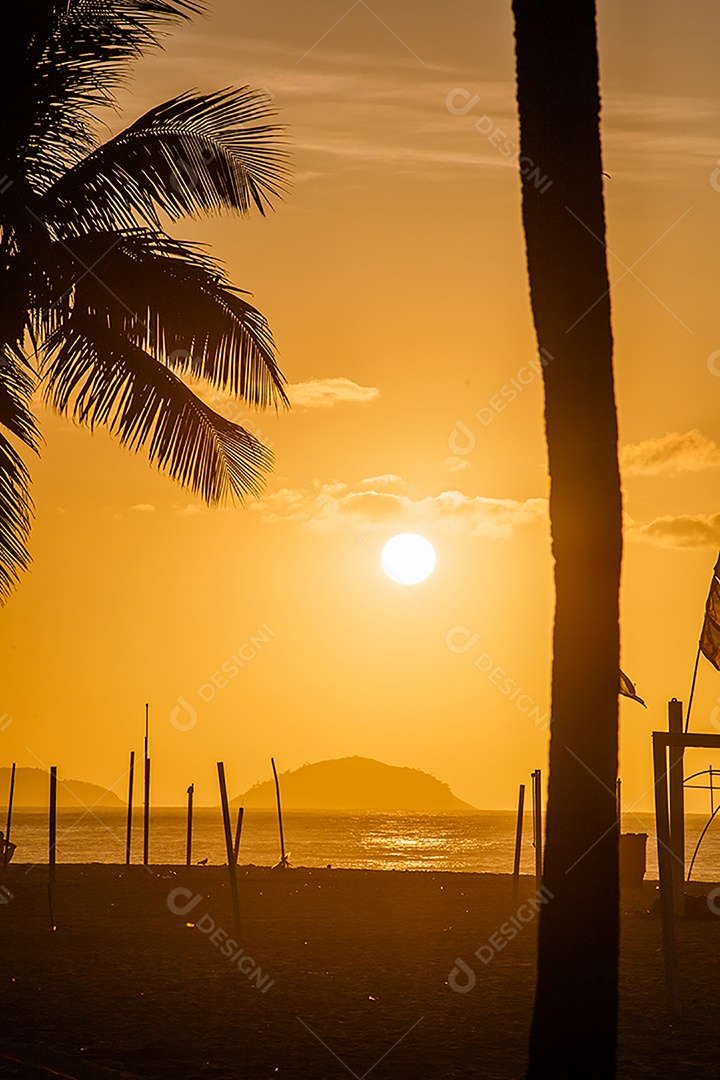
[0,767,123,808]
[232,756,477,812]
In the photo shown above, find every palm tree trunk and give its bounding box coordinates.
[512,2,622,1077]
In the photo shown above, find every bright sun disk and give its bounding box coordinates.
[381,533,436,585]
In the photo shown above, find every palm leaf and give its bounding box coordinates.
[0,347,40,600]
[0,2,204,194]
[43,314,273,503]
[41,88,289,232]
[34,230,289,408]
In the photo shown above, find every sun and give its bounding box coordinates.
[381,534,436,585]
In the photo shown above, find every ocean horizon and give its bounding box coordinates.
[6,807,720,880]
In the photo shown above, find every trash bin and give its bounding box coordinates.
[619,832,647,887]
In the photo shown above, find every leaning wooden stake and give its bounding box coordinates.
[186,784,194,866]
[125,751,135,865]
[3,762,16,871]
[513,783,526,895]
[217,763,241,934]
[233,806,244,866]
[271,757,288,868]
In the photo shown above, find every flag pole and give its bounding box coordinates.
[685,644,701,733]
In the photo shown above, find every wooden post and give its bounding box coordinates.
[217,763,241,934]
[3,762,16,871]
[125,751,134,865]
[710,765,715,815]
[271,757,288,868]
[143,703,150,867]
[668,698,685,915]
[653,732,680,1018]
[513,783,525,895]
[233,806,244,866]
[531,769,542,886]
[186,784,194,866]
[49,766,57,882]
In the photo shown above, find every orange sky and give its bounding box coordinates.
[4,0,720,811]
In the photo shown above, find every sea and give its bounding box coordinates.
[6,808,720,880]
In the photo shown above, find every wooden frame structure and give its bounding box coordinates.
[652,720,720,1017]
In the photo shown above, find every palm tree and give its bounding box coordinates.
[0,1,289,601]
[512,1,622,1077]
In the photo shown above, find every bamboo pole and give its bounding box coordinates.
[233,806,244,866]
[271,757,288,868]
[143,703,150,867]
[513,783,525,895]
[186,784,194,866]
[217,763,241,934]
[3,762,16,871]
[125,751,135,865]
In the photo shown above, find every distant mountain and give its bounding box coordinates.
[232,757,477,811]
[0,767,123,809]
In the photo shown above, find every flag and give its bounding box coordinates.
[700,553,720,669]
[619,669,646,708]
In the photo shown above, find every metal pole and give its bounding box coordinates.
[186,784,194,866]
[271,757,287,868]
[217,763,241,934]
[143,703,150,867]
[685,646,701,732]
[125,751,135,865]
[616,777,622,834]
[513,783,525,893]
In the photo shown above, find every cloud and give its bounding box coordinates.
[255,480,547,539]
[287,378,380,409]
[445,456,470,473]
[621,430,720,477]
[360,474,406,490]
[629,512,720,550]
[130,503,156,512]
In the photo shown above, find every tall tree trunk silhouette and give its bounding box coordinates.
[512,2,622,1077]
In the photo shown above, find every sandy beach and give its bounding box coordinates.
[0,865,717,1079]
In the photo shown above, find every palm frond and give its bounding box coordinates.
[43,314,273,503]
[0,347,40,601]
[33,230,289,408]
[1,3,204,194]
[41,88,289,232]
